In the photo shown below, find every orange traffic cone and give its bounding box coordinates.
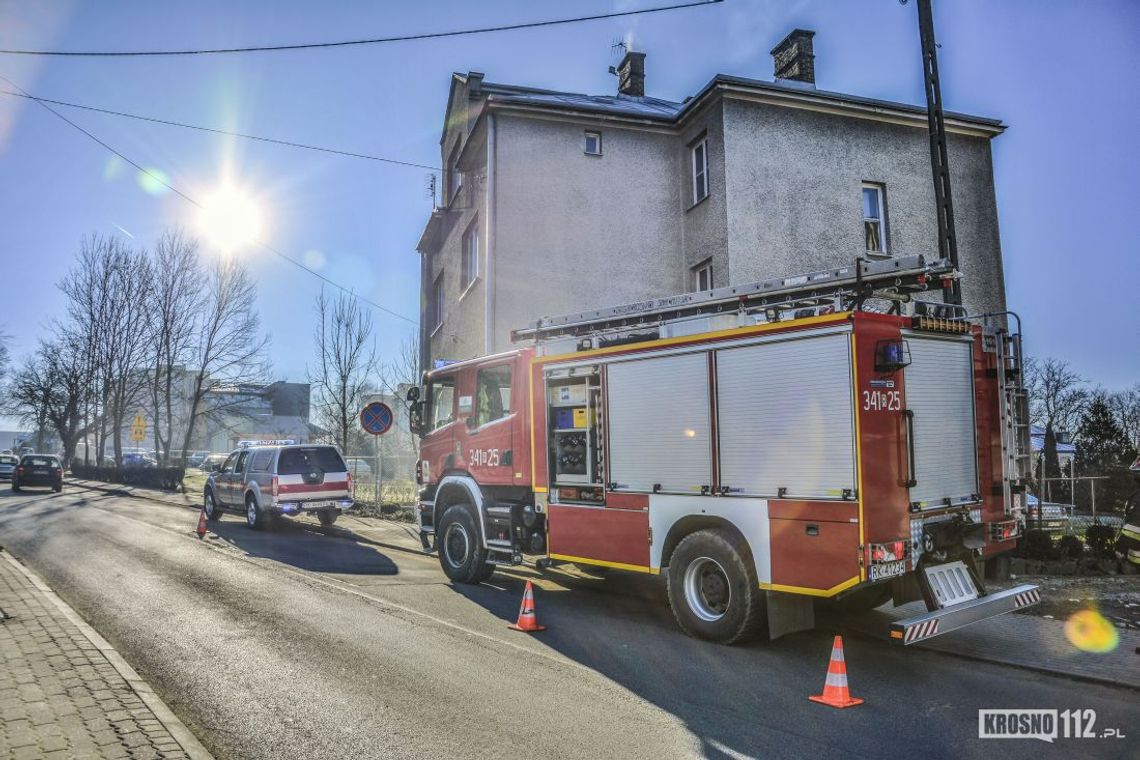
[809,636,864,708]
[195,506,208,539]
[508,580,546,632]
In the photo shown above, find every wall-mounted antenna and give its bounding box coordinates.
[424,173,438,207]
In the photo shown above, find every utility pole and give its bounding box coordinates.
[910,0,962,305]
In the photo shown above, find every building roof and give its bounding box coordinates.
[478,73,1005,132]
[1030,424,1078,455]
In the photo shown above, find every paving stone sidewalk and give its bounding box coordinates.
[0,550,211,760]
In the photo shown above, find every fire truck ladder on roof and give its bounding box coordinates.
[512,254,960,344]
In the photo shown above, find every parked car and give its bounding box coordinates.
[0,454,18,481]
[1025,494,1073,533]
[122,452,158,468]
[344,458,375,484]
[186,451,211,469]
[11,454,63,493]
[203,444,354,530]
[199,453,229,472]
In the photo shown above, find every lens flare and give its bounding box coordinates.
[197,183,264,252]
[137,167,171,195]
[303,249,326,269]
[1064,609,1119,653]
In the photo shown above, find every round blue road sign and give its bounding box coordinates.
[359,401,394,436]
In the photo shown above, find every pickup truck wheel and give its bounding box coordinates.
[667,528,765,644]
[204,491,222,521]
[246,495,266,530]
[437,504,492,584]
[317,509,338,527]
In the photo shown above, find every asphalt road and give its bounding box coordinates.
[0,487,1135,760]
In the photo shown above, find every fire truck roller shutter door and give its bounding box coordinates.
[903,335,978,509]
[716,333,856,499]
[606,352,712,494]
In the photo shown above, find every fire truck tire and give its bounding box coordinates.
[437,504,493,584]
[667,529,765,644]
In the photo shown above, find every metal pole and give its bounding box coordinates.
[374,431,381,508]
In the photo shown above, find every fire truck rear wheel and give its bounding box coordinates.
[667,528,765,645]
[437,504,493,584]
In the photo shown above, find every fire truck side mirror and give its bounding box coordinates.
[408,401,425,437]
[405,386,420,403]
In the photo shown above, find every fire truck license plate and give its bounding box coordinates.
[870,560,906,581]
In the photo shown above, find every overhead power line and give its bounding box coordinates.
[0,1,723,57]
[0,89,440,170]
[0,74,418,326]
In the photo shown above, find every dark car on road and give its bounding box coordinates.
[0,454,18,481]
[11,454,63,493]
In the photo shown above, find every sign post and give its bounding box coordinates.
[359,401,394,505]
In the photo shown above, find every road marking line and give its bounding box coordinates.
[1,550,215,760]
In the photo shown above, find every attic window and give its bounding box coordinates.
[584,131,602,156]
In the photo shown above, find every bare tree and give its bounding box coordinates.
[309,289,378,454]
[1025,357,1089,436]
[146,231,203,465]
[4,338,89,465]
[1107,384,1140,450]
[5,355,52,453]
[179,258,269,458]
[0,327,10,384]
[58,236,153,465]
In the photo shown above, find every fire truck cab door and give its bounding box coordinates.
[459,361,515,485]
[421,372,458,481]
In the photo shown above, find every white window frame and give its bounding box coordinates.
[691,138,709,205]
[461,217,479,290]
[862,182,888,254]
[693,260,713,291]
[584,131,602,156]
[431,272,445,333]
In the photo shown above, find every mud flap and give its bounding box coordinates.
[766,590,815,640]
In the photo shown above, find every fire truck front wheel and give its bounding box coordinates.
[667,529,765,644]
[437,504,494,584]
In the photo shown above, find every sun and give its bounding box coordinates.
[197,184,264,252]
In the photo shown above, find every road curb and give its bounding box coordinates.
[1,550,215,760]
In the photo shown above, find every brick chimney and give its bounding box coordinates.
[616,51,646,97]
[770,29,816,87]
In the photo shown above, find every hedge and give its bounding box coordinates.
[69,464,186,491]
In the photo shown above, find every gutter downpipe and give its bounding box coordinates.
[485,113,497,354]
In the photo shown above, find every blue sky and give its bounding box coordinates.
[0,0,1137,401]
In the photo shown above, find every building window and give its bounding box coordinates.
[584,131,602,156]
[461,217,479,288]
[693,260,713,291]
[446,143,462,205]
[863,183,888,253]
[691,138,709,205]
[431,271,445,332]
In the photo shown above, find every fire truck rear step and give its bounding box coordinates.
[890,583,1040,645]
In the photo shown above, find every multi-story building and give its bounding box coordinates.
[416,29,1007,368]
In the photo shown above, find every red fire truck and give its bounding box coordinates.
[407,256,1040,644]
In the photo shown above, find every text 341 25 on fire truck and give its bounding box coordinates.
[406,256,1040,645]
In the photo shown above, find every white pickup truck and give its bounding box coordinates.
[203,444,354,529]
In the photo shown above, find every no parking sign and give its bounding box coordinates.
[359,401,394,436]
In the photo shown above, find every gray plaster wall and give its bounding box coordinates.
[679,102,729,288]
[721,97,1006,315]
[490,113,684,353]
